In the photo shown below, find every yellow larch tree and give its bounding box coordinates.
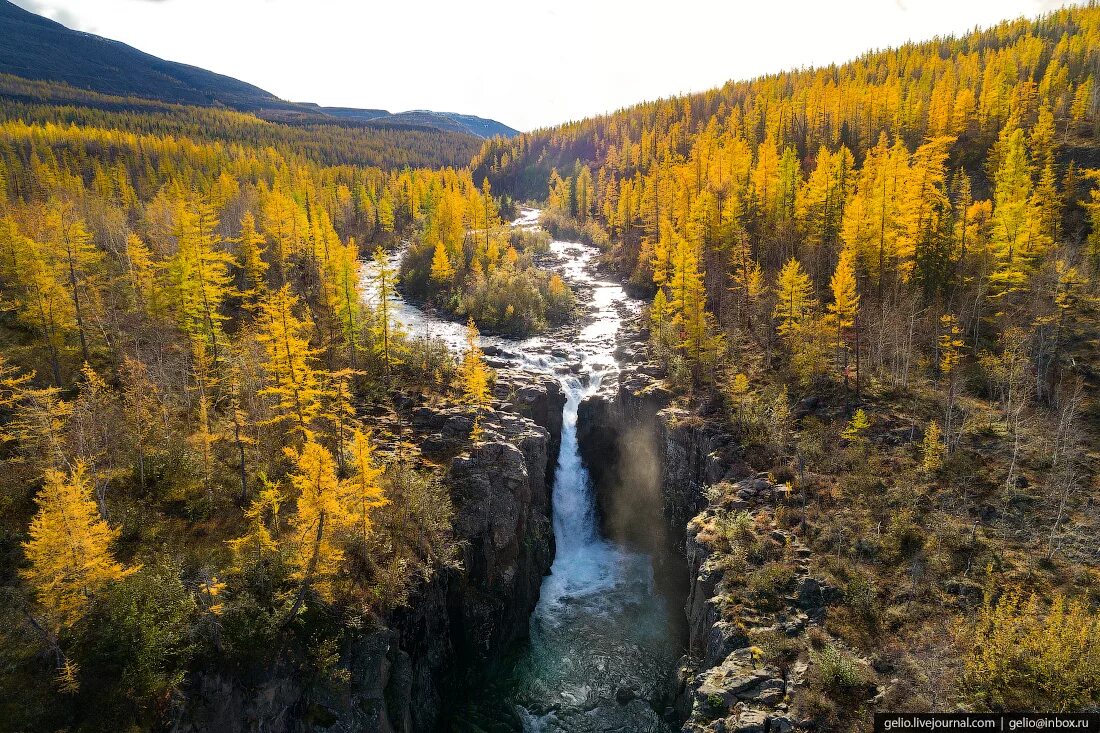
[773,257,816,338]
[938,313,966,442]
[256,285,323,439]
[227,475,283,568]
[123,233,157,316]
[989,125,1044,296]
[235,211,268,302]
[168,195,237,369]
[329,238,364,365]
[430,240,456,284]
[285,437,346,603]
[370,246,404,378]
[827,249,860,381]
[22,462,133,630]
[461,318,491,439]
[48,203,102,365]
[342,429,388,544]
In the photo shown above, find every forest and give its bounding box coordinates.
[477,2,1100,721]
[0,79,519,728]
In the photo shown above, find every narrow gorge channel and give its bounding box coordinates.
[368,211,688,732]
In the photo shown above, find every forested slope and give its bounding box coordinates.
[0,77,541,727]
[480,3,1100,720]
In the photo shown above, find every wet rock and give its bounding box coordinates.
[482,344,514,358]
[551,699,664,732]
[616,685,637,705]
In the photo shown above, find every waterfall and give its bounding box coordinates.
[366,210,682,730]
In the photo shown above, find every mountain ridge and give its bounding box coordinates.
[0,0,518,138]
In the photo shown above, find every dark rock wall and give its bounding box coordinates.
[178,374,565,733]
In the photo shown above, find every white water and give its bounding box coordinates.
[364,210,681,730]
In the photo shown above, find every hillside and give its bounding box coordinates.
[0,0,292,111]
[0,73,487,170]
[0,0,517,138]
[479,3,1100,726]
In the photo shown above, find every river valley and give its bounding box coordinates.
[365,210,688,731]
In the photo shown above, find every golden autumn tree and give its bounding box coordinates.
[227,475,283,568]
[330,238,364,365]
[461,318,491,439]
[342,429,388,543]
[7,227,74,387]
[123,233,157,315]
[370,246,403,377]
[963,587,1100,711]
[256,285,323,438]
[235,211,268,301]
[47,203,102,365]
[429,240,456,284]
[285,437,346,604]
[989,125,1043,296]
[773,257,816,338]
[22,462,132,629]
[938,313,965,441]
[827,249,860,381]
[668,232,714,367]
[168,195,237,368]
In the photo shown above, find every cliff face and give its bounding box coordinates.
[179,373,565,733]
[576,335,838,733]
[577,341,747,563]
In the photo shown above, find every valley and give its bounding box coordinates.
[0,1,1098,732]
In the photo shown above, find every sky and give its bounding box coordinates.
[12,0,1081,132]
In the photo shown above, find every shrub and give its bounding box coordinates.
[747,562,795,608]
[961,588,1100,711]
[69,563,196,730]
[813,644,870,693]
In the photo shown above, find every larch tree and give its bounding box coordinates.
[828,249,860,382]
[773,257,816,338]
[989,126,1041,296]
[256,285,323,439]
[342,429,388,544]
[429,240,456,285]
[330,238,364,366]
[461,318,491,439]
[235,211,269,302]
[10,229,73,386]
[370,246,402,378]
[285,438,346,604]
[938,314,965,444]
[123,233,156,316]
[48,204,102,365]
[228,475,283,568]
[168,195,237,369]
[22,462,133,630]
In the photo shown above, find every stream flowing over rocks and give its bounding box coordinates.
[180,210,834,733]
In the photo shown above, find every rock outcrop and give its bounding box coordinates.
[575,327,838,733]
[178,373,564,733]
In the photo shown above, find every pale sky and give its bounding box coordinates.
[12,0,1080,132]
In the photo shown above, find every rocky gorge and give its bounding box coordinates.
[179,372,565,732]
[182,211,849,733]
[577,324,849,733]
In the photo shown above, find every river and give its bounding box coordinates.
[363,210,684,732]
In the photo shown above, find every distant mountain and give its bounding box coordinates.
[0,0,518,138]
[376,110,518,139]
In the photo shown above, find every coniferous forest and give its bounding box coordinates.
[1,2,1100,732]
